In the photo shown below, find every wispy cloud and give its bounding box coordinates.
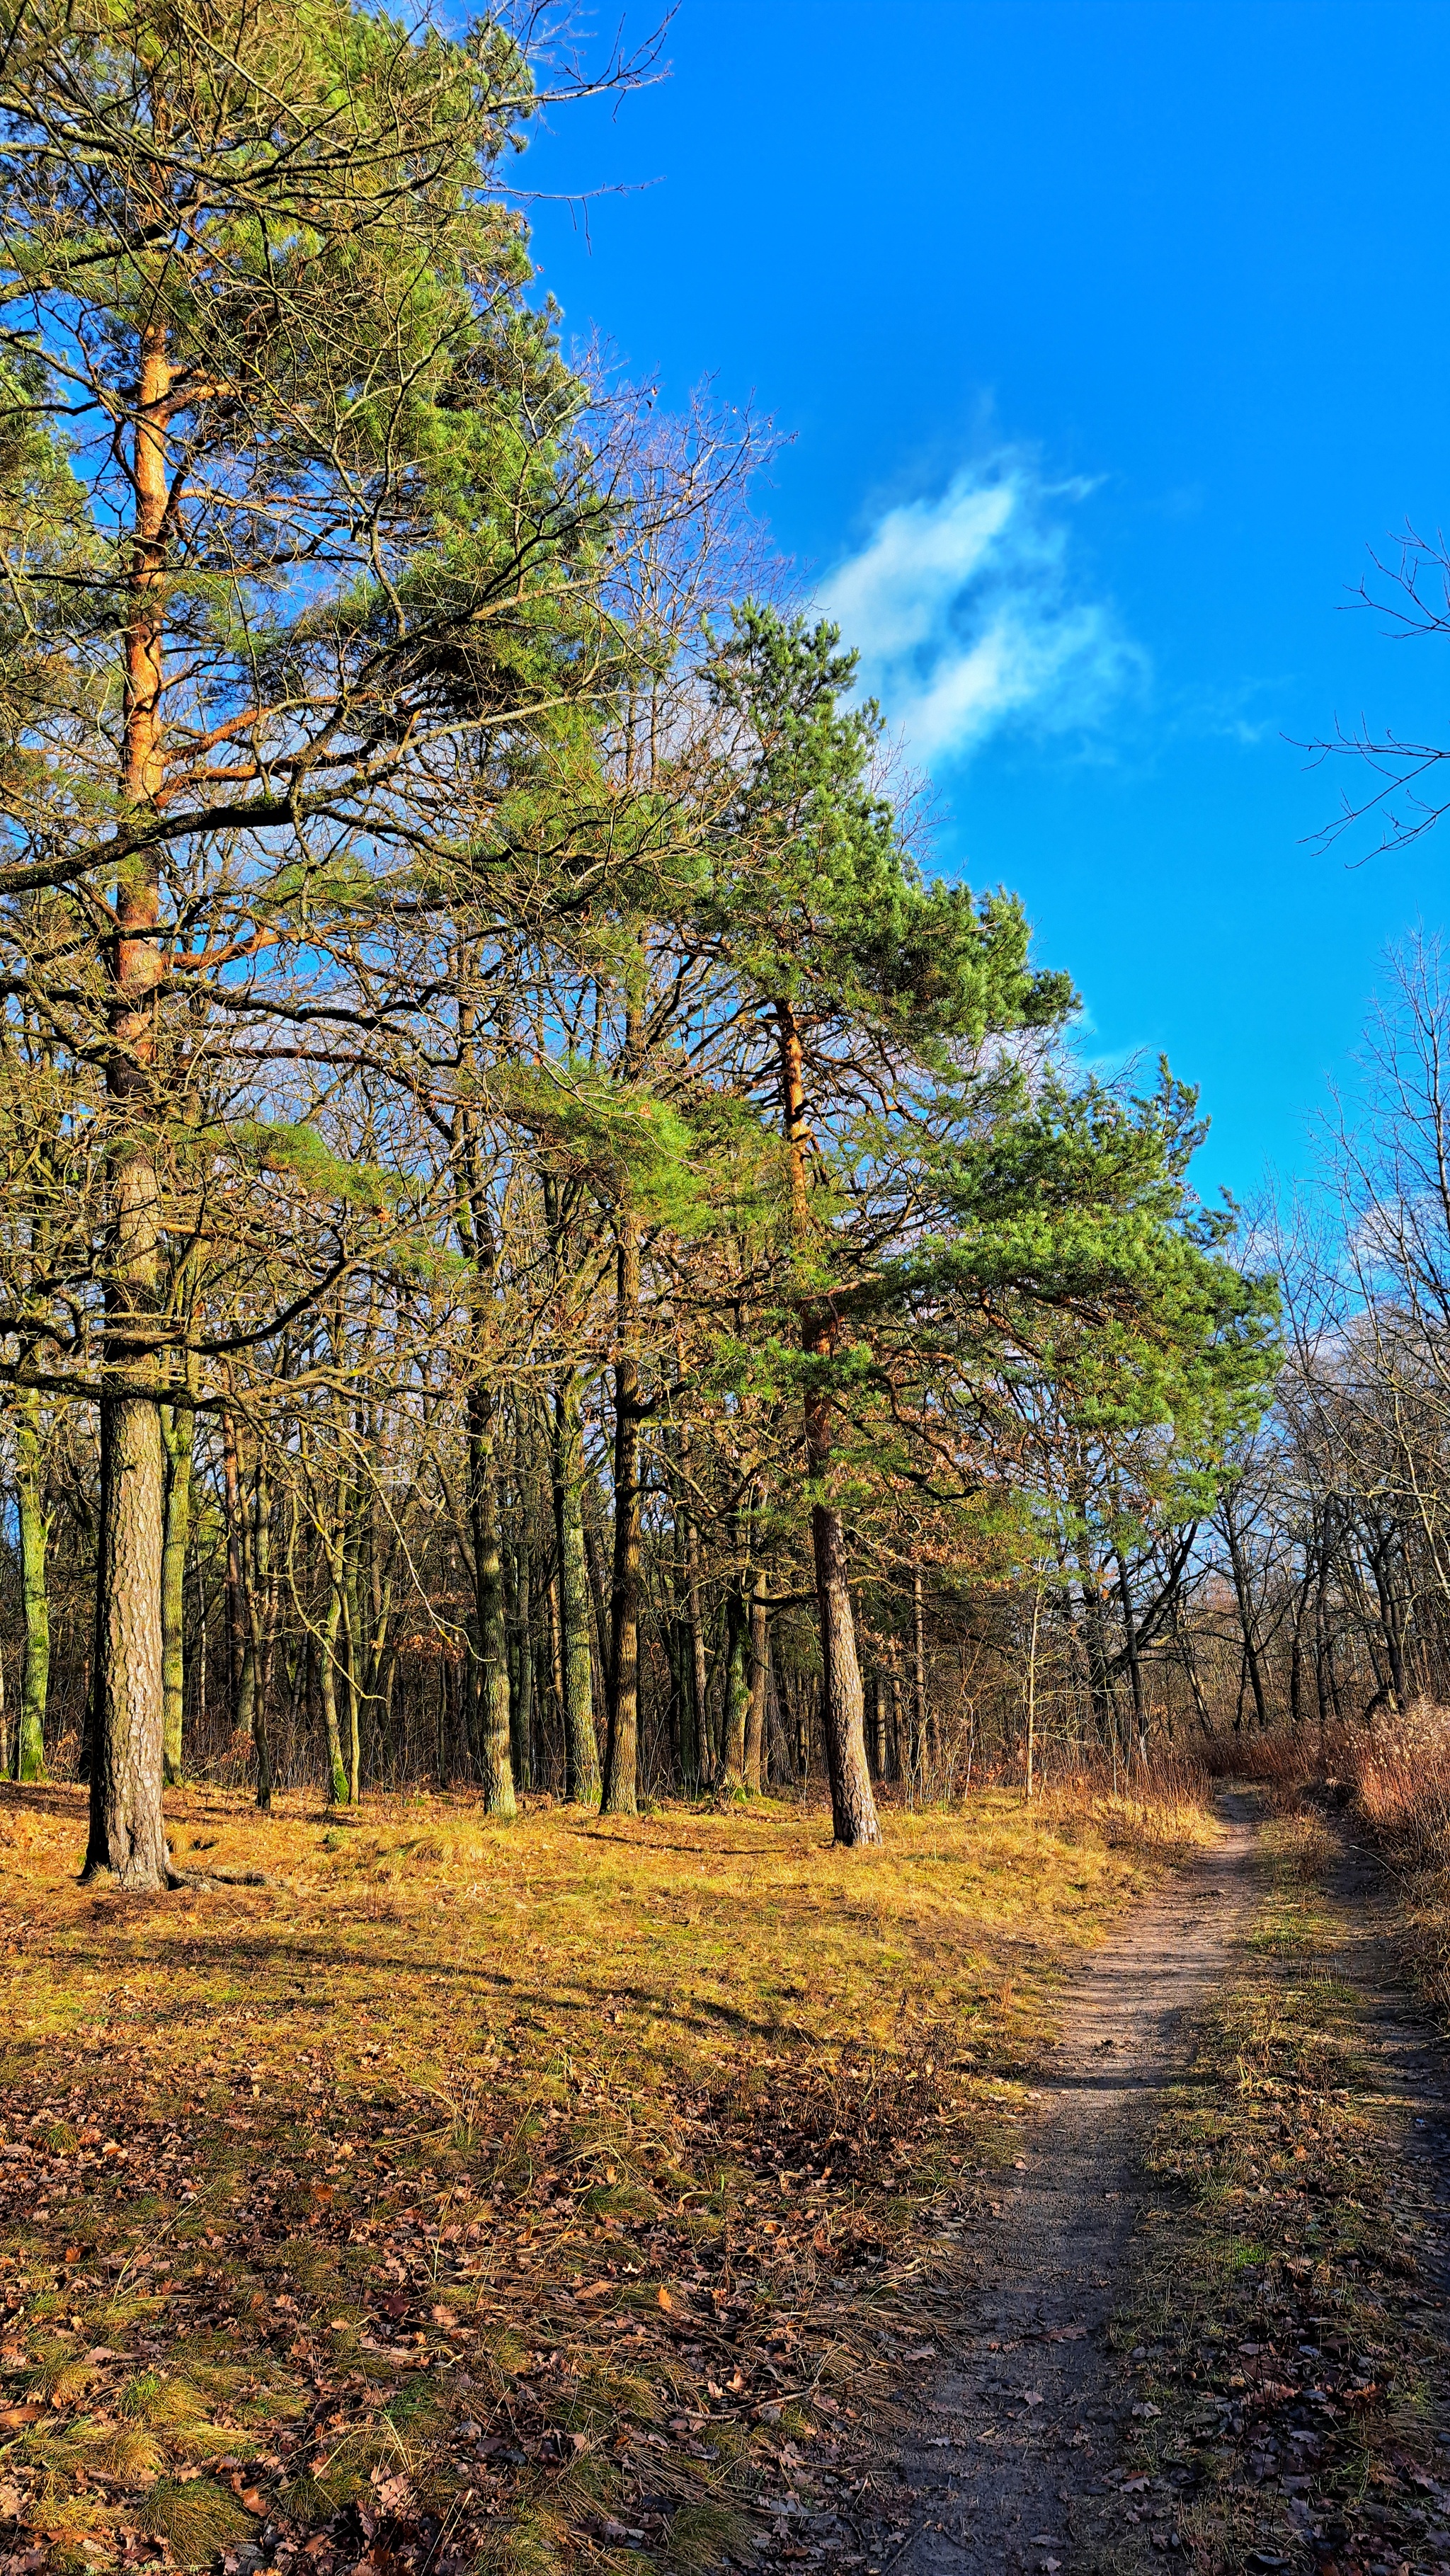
[818,454,1146,767]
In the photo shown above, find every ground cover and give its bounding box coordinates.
[0,1775,1208,2576]
[1107,1809,1450,2575]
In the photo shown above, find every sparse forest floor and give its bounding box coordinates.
[0,1775,1209,2576]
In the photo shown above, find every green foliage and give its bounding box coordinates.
[703,602,1074,1043]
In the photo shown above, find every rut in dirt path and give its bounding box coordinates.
[862,1794,1265,2576]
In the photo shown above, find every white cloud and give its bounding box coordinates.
[818,454,1145,767]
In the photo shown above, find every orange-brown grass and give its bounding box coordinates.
[1344,1705,1450,2023]
[0,1774,1214,2576]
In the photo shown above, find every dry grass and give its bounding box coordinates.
[1105,1812,1450,2573]
[0,1770,1213,2576]
[1332,1702,1450,2023]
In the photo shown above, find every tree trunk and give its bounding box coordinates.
[16,1387,49,1782]
[320,1459,350,1804]
[222,1404,251,1743]
[871,1668,888,1780]
[85,320,172,1890]
[745,1571,770,1793]
[721,1578,749,1785]
[511,1506,534,1794]
[910,1558,928,1775]
[1313,1506,1335,1768]
[889,1635,905,1785]
[552,1370,600,1803]
[811,1498,879,1843]
[678,1408,709,1788]
[159,1381,193,1784]
[602,1199,642,1817]
[468,1385,516,1817]
[246,1444,273,1809]
[1223,1502,1269,1732]
[84,1394,168,1884]
[775,997,879,1847]
[1367,1521,1409,1709]
[341,1567,362,1802]
[1116,1546,1149,1764]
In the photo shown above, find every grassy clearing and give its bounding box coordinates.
[1105,1809,1450,2573]
[0,1774,1210,2576]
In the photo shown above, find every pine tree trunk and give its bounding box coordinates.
[676,1401,709,1788]
[341,1571,362,1802]
[16,1387,49,1782]
[85,1390,168,1884]
[509,1485,534,1794]
[871,1668,888,1779]
[469,1385,516,1818]
[745,1572,769,1793]
[811,1495,880,1844]
[222,1404,251,1743]
[159,1386,193,1785]
[910,1559,928,1773]
[551,1370,600,1802]
[86,321,172,1890]
[775,999,880,1848]
[721,1579,749,1784]
[321,1463,349,1804]
[247,1448,273,1809]
[602,1203,642,1817]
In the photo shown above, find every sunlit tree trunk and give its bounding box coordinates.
[84,319,171,1889]
[721,1576,749,1785]
[775,998,879,1847]
[469,1386,516,1817]
[508,1450,534,1793]
[16,1387,49,1782]
[551,1369,600,1803]
[910,1559,928,1775]
[676,1394,709,1788]
[602,1196,642,1816]
[745,1569,770,1793]
[159,1372,194,1784]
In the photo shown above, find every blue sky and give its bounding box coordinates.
[520,0,1450,1206]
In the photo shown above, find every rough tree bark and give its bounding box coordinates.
[721,1575,750,1785]
[84,319,172,1889]
[15,1387,49,1782]
[159,1371,194,1784]
[601,1194,643,1817]
[551,1370,600,1803]
[775,998,879,1846]
[745,1568,770,1793]
[676,1396,709,1788]
[468,1386,516,1819]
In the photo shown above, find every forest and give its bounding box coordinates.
[2,0,1449,1860]
[13,12,1450,2576]
[0,0,1318,1868]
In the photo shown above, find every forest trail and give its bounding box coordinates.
[867,1791,1266,2573]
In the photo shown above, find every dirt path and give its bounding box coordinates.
[855,1794,1265,2575]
